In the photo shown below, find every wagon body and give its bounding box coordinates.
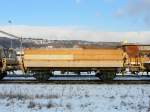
[122,44,150,73]
[22,48,124,72]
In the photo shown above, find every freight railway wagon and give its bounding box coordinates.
[0,43,148,81]
[0,48,18,79]
[21,48,125,81]
[138,45,150,73]
[122,44,150,74]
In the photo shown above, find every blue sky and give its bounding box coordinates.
[0,0,150,31]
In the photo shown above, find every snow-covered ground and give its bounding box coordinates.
[0,84,149,112]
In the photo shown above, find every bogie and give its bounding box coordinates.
[0,72,7,80]
[33,71,53,81]
[96,71,116,81]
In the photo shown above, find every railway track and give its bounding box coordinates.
[0,75,150,84]
[5,74,150,77]
[0,80,150,84]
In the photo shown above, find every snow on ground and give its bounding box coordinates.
[0,84,149,112]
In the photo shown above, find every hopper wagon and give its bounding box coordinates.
[0,48,18,79]
[21,48,125,81]
[137,45,150,73]
[122,44,150,74]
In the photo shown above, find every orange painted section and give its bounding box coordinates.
[124,45,139,58]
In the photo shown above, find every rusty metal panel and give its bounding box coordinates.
[124,45,139,57]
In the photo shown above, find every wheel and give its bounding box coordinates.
[75,71,81,76]
[96,71,116,81]
[131,71,139,75]
[33,71,52,81]
[0,72,7,80]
